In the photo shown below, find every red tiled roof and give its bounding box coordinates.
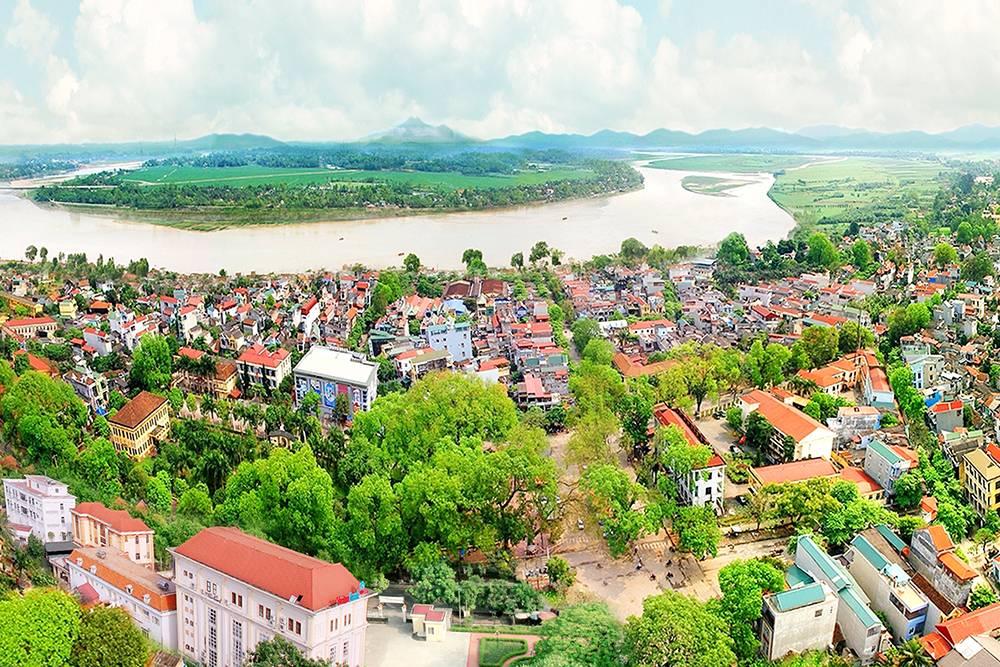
[741,389,830,443]
[425,609,446,622]
[752,458,838,486]
[237,343,290,369]
[931,400,963,413]
[936,603,1000,646]
[177,347,204,360]
[72,549,175,612]
[174,528,362,611]
[839,467,882,495]
[938,551,977,581]
[3,316,55,328]
[72,502,152,534]
[925,525,954,552]
[920,632,951,661]
[75,581,100,605]
[108,391,167,429]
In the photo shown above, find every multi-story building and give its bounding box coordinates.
[863,439,918,497]
[0,315,57,339]
[62,366,109,416]
[1,475,75,542]
[740,390,835,463]
[749,458,838,494]
[67,546,177,648]
[845,534,928,642]
[293,346,378,418]
[653,405,725,513]
[760,581,838,662]
[171,527,372,667]
[72,502,155,569]
[237,343,292,392]
[108,390,170,459]
[795,535,886,664]
[909,525,977,609]
[828,406,881,445]
[942,427,985,467]
[928,400,964,435]
[425,321,472,362]
[961,443,1000,518]
[393,347,453,382]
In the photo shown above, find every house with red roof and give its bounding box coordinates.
[71,502,155,569]
[929,400,965,435]
[171,527,371,667]
[1,315,56,339]
[237,343,292,391]
[909,525,979,609]
[921,603,1000,661]
[653,404,725,513]
[749,458,839,493]
[740,389,835,464]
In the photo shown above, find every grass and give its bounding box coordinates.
[117,164,596,190]
[681,175,754,196]
[479,638,528,667]
[645,154,817,173]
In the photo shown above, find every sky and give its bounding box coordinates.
[1,0,999,144]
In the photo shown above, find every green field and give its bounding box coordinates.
[646,154,817,173]
[479,637,528,667]
[119,164,595,189]
[768,156,948,225]
[681,175,754,196]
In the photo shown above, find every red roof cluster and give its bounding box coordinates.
[72,502,153,534]
[237,343,290,368]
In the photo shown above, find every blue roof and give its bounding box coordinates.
[785,565,814,588]
[771,582,827,612]
[876,525,907,554]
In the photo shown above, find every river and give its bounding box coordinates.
[0,166,794,274]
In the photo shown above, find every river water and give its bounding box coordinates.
[0,166,794,274]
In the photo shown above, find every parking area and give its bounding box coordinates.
[364,611,471,667]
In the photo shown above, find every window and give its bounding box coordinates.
[332,618,338,631]
[231,592,243,607]
[233,620,244,664]
[295,621,302,635]
[259,604,265,618]
[343,641,350,663]
[814,609,823,617]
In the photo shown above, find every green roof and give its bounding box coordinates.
[851,535,890,571]
[876,524,907,553]
[771,582,827,612]
[798,536,852,592]
[943,429,983,441]
[785,565,814,588]
[867,438,902,465]
[841,587,882,629]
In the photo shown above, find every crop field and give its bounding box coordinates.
[645,154,818,173]
[681,175,754,196]
[768,156,949,224]
[118,164,596,190]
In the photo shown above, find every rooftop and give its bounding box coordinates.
[769,581,829,612]
[108,391,167,429]
[72,502,152,534]
[293,346,378,387]
[752,458,838,486]
[71,546,175,612]
[741,389,833,443]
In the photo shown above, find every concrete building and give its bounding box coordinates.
[760,582,838,662]
[425,321,472,362]
[171,527,372,667]
[961,443,1000,518]
[108,390,170,459]
[845,534,928,642]
[293,346,379,418]
[653,404,725,513]
[740,390,835,463]
[863,439,918,497]
[2,475,75,542]
[72,502,155,569]
[942,428,985,467]
[62,366,109,416]
[749,458,838,494]
[862,366,895,408]
[828,406,881,445]
[1,315,56,339]
[237,343,292,392]
[909,525,978,608]
[795,535,886,664]
[67,546,177,648]
[929,400,965,435]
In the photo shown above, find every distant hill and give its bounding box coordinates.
[358,117,475,145]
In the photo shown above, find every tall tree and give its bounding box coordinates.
[709,559,785,660]
[0,588,82,667]
[129,334,173,393]
[70,605,147,667]
[624,592,736,667]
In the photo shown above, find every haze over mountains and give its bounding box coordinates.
[5,118,1000,160]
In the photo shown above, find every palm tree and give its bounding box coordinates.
[786,375,820,397]
[893,639,932,667]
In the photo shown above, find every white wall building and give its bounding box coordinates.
[67,546,177,649]
[293,346,378,418]
[171,527,372,667]
[425,321,472,362]
[2,475,76,542]
[760,581,838,662]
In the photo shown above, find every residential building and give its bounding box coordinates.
[424,321,472,362]
[62,366,109,416]
[1,475,75,542]
[293,346,379,418]
[513,373,560,410]
[0,315,56,338]
[67,547,177,648]
[171,527,372,667]
[929,400,964,435]
[905,353,945,390]
[760,582,838,662]
[863,439,918,497]
[653,404,725,513]
[237,343,293,392]
[961,444,1000,518]
[71,502,155,569]
[794,535,886,664]
[83,327,112,356]
[862,366,895,409]
[828,406,881,445]
[921,603,1000,662]
[942,428,985,467]
[394,347,452,381]
[909,525,977,608]
[108,390,170,459]
[845,534,928,642]
[749,458,838,494]
[740,390,835,463]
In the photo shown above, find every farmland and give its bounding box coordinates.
[646,154,818,173]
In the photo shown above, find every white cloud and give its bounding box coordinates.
[5,0,59,62]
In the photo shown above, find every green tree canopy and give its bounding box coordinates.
[69,605,147,667]
[624,591,736,667]
[933,242,958,267]
[129,333,173,393]
[571,318,602,355]
[708,558,785,660]
[807,232,839,269]
[716,232,750,268]
[0,588,82,667]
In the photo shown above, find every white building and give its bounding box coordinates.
[171,527,372,667]
[845,534,929,642]
[67,546,177,649]
[863,440,918,497]
[237,343,293,392]
[425,321,472,362]
[2,475,76,542]
[293,346,378,418]
[760,581,838,662]
[740,390,835,464]
[654,405,725,513]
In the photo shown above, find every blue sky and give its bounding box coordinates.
[0,0,997,143]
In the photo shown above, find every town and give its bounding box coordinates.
[4,171,1000,667]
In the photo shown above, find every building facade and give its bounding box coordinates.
[72,502,155,569]
[237,343,292,391]
[67,547,177,648]
[108,391,170,459]
[863,439,918,497]
[1,475,76,542]
[760,582,838,662]
[961,444,1000,518]
[740,390,835,463]
[293,346,378,418]
[425,321,472,362]
[845,535,928,642]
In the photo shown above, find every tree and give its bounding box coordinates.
[710,558,785,660]
[13,353,31,376]
[177,487,213,518]
[794,326,840,369]
[618,391,654,449]
[673,506,720,559]
[404,253,420,273]
[969,584,998,611]
[716,232,750,268]
[933,242,958,268]
[582,338,614,366]
[807,232,838,269]
[887,638,933,667]
[851,238,872,269]
[24,245,37,262]
[620,238,648,262]
[975,528,996,555]
[38,247,48,263]
[461,248,483,268]
[820,497,897,546]
[957,221,975,246]
[245,635,337,667]
[129,334,173,393]
[624,591,736,667]
[839,320,874,354]
[510,252,524,269]
[546,556,575,589]
[893,471,924,508]
[744,412,774,455]
[936,501,969,542]
[529,241,550,264]
[411,560,460,606]
[0,588,81,667]
[582,465,652,557]
[70,605,147,667]
[726,406,743,430]
[963,252,994,283]
[571,318,602,355]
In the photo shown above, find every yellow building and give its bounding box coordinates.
[71,502,155,569]
[58,298,78,319]
[108,391,169,459]
[961,444,1000,517]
